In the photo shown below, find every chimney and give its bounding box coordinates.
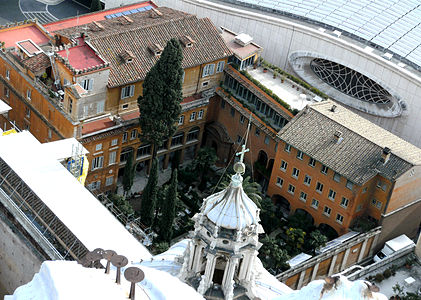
[381,147,391,164]
[330,105,337,112]
[333,130,343,144]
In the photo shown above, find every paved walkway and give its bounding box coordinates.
[248,67,316,110]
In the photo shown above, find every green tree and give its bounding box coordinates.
[138,39,183,158]
[218,174,262,207]
[122,151,135,196]
[90,0,102,12]
[259,197,281,233]
[307,230,327,253]
[158,169,178,242]
[285,228,306,255]
[153,242,169,255]
[192,147,217,190]
[258,235,290,274]
[140,158,158,226]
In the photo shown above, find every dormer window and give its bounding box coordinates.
[148,43,163,57]
[120,50,135,64]
[180,35,195,48]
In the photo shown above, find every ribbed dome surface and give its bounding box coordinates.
[202,178,258,230]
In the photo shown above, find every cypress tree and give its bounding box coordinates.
[90,0,102,12]
[140,158,158,226]
[159,169,178,242]
[122,151,135,197]
[138,39,183,158]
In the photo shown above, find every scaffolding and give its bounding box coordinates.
[0,157,88,261]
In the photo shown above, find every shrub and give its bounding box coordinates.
[383,269,392,278]
[374,273,384,282]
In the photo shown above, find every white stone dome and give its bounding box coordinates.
[202,174,259,230]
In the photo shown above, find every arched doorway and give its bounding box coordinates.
[289,209,315,232]
[257,150,268,167]
[318,223,339,240]
[212,256,228,285]
[272,194,291,218]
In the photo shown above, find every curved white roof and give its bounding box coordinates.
[202,174,259,230]
[225,0,421,69]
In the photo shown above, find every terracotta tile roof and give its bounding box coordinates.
[278,100,421,184]
[54,7,232,88]
[82,116,115,135]
[22,53,51,74]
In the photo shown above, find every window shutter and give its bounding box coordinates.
[121,87,125,99]
[88,79,93,91]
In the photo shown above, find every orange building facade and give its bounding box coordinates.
[0,3,231,193]
[267,101,421,243]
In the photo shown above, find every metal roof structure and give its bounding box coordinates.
[223,0,421,70]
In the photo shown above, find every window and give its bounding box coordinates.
[69,98,73,113]
[202,63,215,77]
[91,156,104,170]
[111,138,118,146]
[304,174,311,186]
[6,69,10,80]
[108,151,116,165]
[340,197,349,208]
[216,61,225,73]
[89,181,101,191]
[284,143,291,152]
[280,160,288,171]
[198,109,204,120]
[122,132,128,143]
[346,180,354,190]
[230,108,235,117]
[178,115,184,125]
[376,180,387,191]
[24,123,30,130]
[255,128,260,136]
[106,176,114,186]
[95,143,102,151]
[130,129,138,140]
[25,107,30,119]
[362,187,368,194]
[300,191,307,202]
[292,167,299,178]
[137,144,151,157]
[237,135,243,144]
[121,85,135,99]
[4,87,9,98]
[201,81,209,88]
[181,70,185,83]
[323,206,331,217]
[276,177,283,187]
[371,198,377,206]
[190,112,196,121]
[328,189,336,200]
[356,204,362,212]
[97,101,105,114]
[240,115,245,124]
[321,165,328,174]
[48,129,52,139]
[333,172,341,182]
[221,99,225,108]
[311,199,319,209]
[122,104,129,109]
[288,184,295,195]
[81,78,93,91]
[264,136,270,145]
[336,214,344,224]
[26,89,32,100]
[171,133,184,147]
[187,129,199,142]
[296,150,303,160]
[308,157,316,167]
[63,78,69,86]
[376,201,382,209]
[316,182,324,193]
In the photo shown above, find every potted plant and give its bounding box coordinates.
[263,67,268,73]
[281,75,285,83]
